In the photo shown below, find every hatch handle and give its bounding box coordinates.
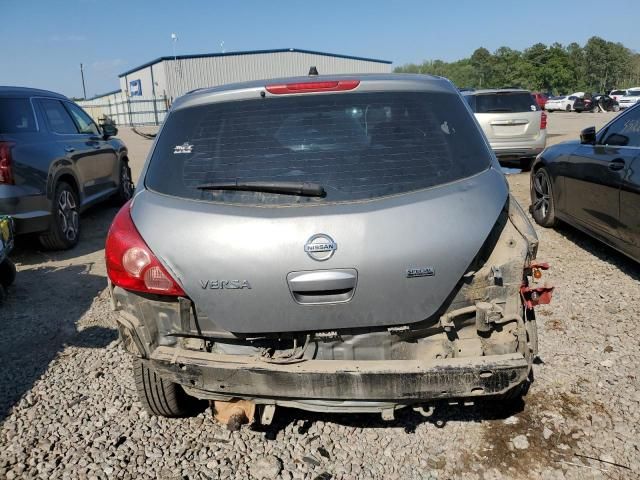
[287,270,357,292]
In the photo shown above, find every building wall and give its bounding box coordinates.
[159,51,392,99]
[119,62,168,99]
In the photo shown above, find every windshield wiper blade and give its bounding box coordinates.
[196,180,326,197]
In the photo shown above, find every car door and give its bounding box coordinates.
[63,101,118,199]
[38,98,96,201]
[563,110,638,240]
[615,107,640,259]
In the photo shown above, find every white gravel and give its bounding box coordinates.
[1,118,639,479]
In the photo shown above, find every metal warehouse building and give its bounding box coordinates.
[79,48,392,126]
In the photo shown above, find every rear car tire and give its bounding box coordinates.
[0,258,16,288]
[133,358,206,417]
[565,104,571,112]
[114,161,134,206]
[39,182,80,250]
[531,168,556,227]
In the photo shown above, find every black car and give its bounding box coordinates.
[530,103,640,262]
[0,87,133,249]
[573,93,619,113]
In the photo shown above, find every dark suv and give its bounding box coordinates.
[0,87,133,249]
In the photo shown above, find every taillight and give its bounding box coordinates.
[105,201,186,296]
[540,111,547,130]
[0,141,15,184]
[266,80,360,95]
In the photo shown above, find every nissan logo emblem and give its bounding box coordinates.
[304,234,337,261]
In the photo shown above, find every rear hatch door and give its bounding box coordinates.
[134,86,506,334]
[469,92,541,143]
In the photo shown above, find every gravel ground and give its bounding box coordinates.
[1,112,639,480]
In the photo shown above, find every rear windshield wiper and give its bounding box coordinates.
[196,180,326,197]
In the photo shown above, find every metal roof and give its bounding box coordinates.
[0,86,67,98]
[118,48,393,78]
[86,89,121,100]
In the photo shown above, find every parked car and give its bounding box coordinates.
[530,103,640,262]
[532,92,548,110]
[573,93,619,112]
[106,74,548,424]
[609,89,627,102]
[463,88,547,170]
[544,92,584,112]
[618,89,640,109]
[0,87,134,249]
[0,215,16,301]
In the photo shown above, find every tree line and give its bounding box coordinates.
[395,37,640,95]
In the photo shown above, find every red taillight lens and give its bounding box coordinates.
[540,111,547,130]
[266,80,360,95]
[0,141,15,184]
[105,201,186,296]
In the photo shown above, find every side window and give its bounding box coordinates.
[65,102,100,135]
[40,99,78,134]
[601,108,640,147]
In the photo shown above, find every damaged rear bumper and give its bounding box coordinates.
[135,342,529,409]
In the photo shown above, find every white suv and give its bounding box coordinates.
[463,89,547,170]
[619,89,640,109]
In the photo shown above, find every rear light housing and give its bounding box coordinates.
[0,141,15,184]
[266,80,360,95]
[540,111,547,130]
[105,201,186,296]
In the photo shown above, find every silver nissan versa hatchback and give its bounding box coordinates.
[106,74,552,425]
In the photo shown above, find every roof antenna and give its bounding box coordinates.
[308,66,318,76]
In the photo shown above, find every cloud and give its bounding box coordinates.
[49,34,86,42]
[91,59,125,71]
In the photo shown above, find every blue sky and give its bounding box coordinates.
[2,0,638,98]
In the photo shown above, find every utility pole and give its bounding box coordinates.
[80,63,87,99]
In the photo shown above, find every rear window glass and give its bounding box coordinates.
[146,91,491,206]
[0,98,37,133]
[466,92,537,113]
[610,90,626,95]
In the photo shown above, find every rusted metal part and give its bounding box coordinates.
[148,347,529,401]
[213,399,256,431]
[521,284,554,309]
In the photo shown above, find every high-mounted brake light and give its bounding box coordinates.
[540,111,547,130]
[105,201,186,296]
[0,141,15,185]
[266,80,360,95]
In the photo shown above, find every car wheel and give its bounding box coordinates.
[565,104,571,112]
[531,168,556,227]
[0,258,16,288]
[114,161,134,206]
[613,105,620,112]
[39,182,80,250]
[133,358,206,417]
